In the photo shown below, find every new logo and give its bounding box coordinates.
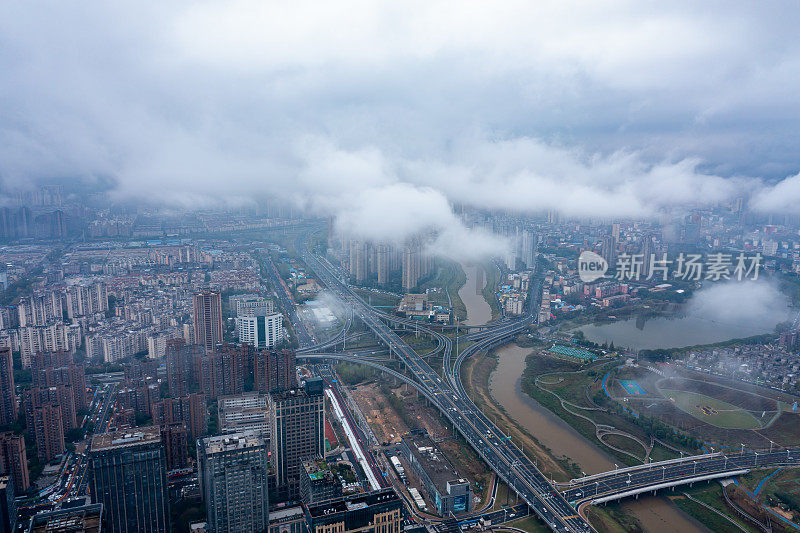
[578,251,608,283]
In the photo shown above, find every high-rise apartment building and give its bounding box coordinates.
[348,239,368,283]
[235,313,284,348]
[194,345,244,399]
[193,289,223,352]
[16,292,62,327]
[611,222,621,242]
[152,393,207,440]
[0,475,15,533]
[165,339,200,398]
[0,348,15,427]
[90,427,170,533]
[31,402,64,462]
[519,229,537,268]
[401,241,420,291]
[64,282,108,319]
[25,385,76,432]
[269,379,325,499]
[18,324,79,367]
[255,349,296,394]
[600,235,617,269]
[401,237,432,292]
[160,423,188,471]
[0,433,29,494]
[30,351,87,415]
[640,235,655,279]
[198,433,270,533]
[375,243,390,286]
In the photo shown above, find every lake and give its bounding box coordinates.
[577,312,785,351]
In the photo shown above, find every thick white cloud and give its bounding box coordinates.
[750,173,800,214]
[1,0,800,258]
[686,280,790,331]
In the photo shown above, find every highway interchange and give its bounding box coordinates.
[298,241,595,533]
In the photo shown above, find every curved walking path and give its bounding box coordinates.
[533,369,652,463]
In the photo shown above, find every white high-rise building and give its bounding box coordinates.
[233,296,274,317]
[235,313,284,348]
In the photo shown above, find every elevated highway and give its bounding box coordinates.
[561,448,800,507]
[300,245,593,533]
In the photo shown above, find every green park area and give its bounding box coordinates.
[659,389,763,430]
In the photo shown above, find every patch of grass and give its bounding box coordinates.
[660,389,761,430]
[648,443,681,462]
[506,514,550,533]
[336,362,379,385]
[481,261,503,321]
[585,504,640,533]
[602,433,646,459]
[353,289,400,309]
[671,483,760,533]
[421,259,467,320]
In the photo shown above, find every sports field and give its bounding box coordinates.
[619,380,646,396]
[660,389,763,429]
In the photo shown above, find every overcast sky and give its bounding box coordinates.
[2,1,800,253]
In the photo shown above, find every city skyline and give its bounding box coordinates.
[2,3,800,533]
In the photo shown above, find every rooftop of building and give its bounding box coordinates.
[402,433,464,490]
[218,391,267,410]
[202,432,266,454]
[28,503,103,533]
[302,460,337,482]
[90,426,161,452]
[269,505,305,523]
[271,380,324,401]
[306,488,400,518]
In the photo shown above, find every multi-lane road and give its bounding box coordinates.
[561,447,800,507]
[299,244,594,533]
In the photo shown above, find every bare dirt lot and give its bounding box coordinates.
[350,378,494,505]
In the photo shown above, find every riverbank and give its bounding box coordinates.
[460,345,640,532]
[460,347,579,481]
[487,342,710,533]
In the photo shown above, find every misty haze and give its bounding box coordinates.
[1,3,800,533]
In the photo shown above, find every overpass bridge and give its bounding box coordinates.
[560,448,800,507]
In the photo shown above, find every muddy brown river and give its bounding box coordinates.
[458,263,492,326]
